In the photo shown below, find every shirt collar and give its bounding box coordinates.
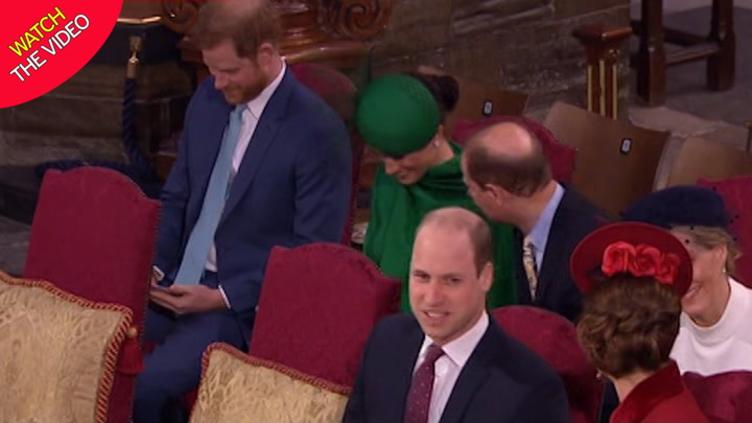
[610,361,685,423]
[244,61,286,120]
[419,312,489,368]
[526,182,565,254]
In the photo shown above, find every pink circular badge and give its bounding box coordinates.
[0,0,123,108]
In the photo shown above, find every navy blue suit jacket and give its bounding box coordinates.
[343,314,570,423]
[515,188,608,321]
[154,69,351,317]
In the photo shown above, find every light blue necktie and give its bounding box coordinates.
[174,105,245,284]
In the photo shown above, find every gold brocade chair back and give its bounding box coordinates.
[0,272,133,423]
[22,166,159,423]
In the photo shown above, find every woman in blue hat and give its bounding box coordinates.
[356,72,516,311]
[623,185,752,375]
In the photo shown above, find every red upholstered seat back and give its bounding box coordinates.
[250,243,400,388]
[290,62,357,121]
[290,62,362,245]
[698,176,752,288]
[452,115,577,184]
[492,306,602,423]
[683,371,752,423]
[23,167,160,423]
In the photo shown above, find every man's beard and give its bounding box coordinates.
[224,73,268,104]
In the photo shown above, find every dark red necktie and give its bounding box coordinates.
[404,344,445,423]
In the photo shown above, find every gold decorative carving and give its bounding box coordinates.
[160,0,391,43]
[158,0,393,80]
[323,0,393,41]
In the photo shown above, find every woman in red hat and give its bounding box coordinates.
[572,222,707,423]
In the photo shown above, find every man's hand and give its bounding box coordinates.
[149,283,227,315]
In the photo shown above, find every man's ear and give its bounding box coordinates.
[255,42,275,66]
[483,183,508,204]
[479,261,493,292]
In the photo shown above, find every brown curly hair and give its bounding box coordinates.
[576,277,680,378]
[191,0,282,58]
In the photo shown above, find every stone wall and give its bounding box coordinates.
[371,0,630,114]
[0,24,193,167]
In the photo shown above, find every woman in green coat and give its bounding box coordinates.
[356,72,516,311]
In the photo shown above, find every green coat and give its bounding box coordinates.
[364,145,517,311]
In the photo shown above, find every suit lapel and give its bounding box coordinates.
[220,70,294,222]
[438,325,495,423]
[387,320,425,422]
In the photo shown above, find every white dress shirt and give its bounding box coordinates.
[413,313,489,423]
[525,182,564,271]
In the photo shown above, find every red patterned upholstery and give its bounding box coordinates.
[23,167,160,423]
[683,371,752,423]
[249,243,400,388]
[452,115,576,184]
[698,176,752,288]
[290,62,362,245]
[492,306,602,423]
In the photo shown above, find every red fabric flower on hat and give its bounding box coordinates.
[602,242,636,275]
[655,253,681,285]
[601,242,680,285]
[629,245,661,278]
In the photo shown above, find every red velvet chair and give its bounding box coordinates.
[683,371,752,423]
[24,167,160,423]
[249,242,400,387]
[290,62,363,245]
[698,176,752,288]
[452,115,577,184]
[189,243,400,420]
[492,305,602,423]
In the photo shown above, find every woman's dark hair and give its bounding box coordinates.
[576,276,681,378]
[407,72,460,124]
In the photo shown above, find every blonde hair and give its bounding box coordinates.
[677,225,741,274]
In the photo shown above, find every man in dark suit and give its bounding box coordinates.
[461,122,607,321]
[343,207,569,423]
[133,1,351,421]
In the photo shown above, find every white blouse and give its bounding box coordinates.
[672,278,752,375]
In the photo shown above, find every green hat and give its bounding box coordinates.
[355,74,440,157]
